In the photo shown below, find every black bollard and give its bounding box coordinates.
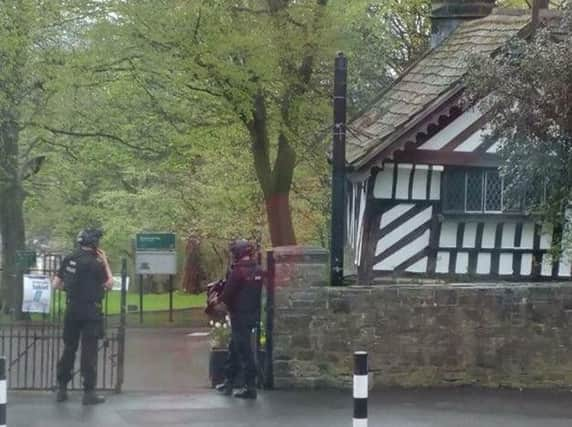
[1,356,6,427]
[353,351,368,427]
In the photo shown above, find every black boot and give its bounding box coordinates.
[82,391,105,405]
[234,386,257,400]
[215,381,233,396]
[56,385,68,403]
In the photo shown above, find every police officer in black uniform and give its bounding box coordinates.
[216,239,263,399]
[53,228,113,405]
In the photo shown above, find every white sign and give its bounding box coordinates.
[22,275,52,314]
[112,276,130,291]
[135,251,177,275]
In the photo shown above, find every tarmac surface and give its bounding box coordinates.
[122,328,211,392]
[8,387,572,427]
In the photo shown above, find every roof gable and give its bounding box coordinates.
[347,9,532,170]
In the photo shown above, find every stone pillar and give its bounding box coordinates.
[270,246,328,388]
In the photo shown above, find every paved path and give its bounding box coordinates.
[7,387,572,426]
[123,328,210,392]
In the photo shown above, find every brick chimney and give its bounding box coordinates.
[431,0,496,48]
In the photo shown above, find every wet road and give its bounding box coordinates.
[8,387,572,426]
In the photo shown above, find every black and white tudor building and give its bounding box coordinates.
[344,2,568,283]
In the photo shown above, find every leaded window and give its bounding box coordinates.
[444,169,465,211]
[484,171,502,212]
[466,170,484,211]
[444,168,504,213]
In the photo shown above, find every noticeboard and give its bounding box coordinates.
[22,274,51,314]
[135,252,177,275]
[135,233,176,252]
[135,232,176,275]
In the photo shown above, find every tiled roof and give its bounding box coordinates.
[347,9,532,169]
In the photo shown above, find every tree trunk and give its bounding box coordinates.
[265,192,296,247]
[180,236,204,294]
[248,93,298,248]
[0,112,26,317]
[0,184,26,317]
[264,133,297,247]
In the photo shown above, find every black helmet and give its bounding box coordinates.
[77,228,103,248]
[230,239,253,261]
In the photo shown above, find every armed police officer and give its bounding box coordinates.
[216,239,263,399]
[52,228,113,405]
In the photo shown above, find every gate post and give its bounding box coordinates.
[1,356,6,427]
[268,246,328,388]
[115,258,128,393]
[330,52,347,287]
[263,250,275,390]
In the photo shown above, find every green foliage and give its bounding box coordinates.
[346,0,430,111]
[13,0,432,285]
[466,5,572,227]
[0,0,95,311]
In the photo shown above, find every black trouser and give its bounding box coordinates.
[57,311,101,391]
[224,315,257,388]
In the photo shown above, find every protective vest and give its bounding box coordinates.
[59,249,107,308]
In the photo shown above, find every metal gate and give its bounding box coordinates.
[254,250,275,389]
[0,254,127,392]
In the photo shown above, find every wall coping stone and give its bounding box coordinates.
[271,245,329,264]
[328,282,572,291]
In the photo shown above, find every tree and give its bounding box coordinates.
[466,5,571,225]
[0,0,117,313]
[71,0,378,248]
[21,0,435,284]
[0,1,69,314]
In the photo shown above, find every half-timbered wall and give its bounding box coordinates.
[434,220,570,278]
[368,162,572,279]
[370,163,442,275]
[374,203,434,273]
[344,178,368,275]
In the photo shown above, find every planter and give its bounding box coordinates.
[209,348,228,388]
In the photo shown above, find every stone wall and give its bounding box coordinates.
[273,283,572,389]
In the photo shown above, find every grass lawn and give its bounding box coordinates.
[47,291,206,316]
[103,291,206,315]
[1,292,207,327]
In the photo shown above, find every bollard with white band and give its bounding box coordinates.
[1,356,6,427]
[353,351,368,427]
